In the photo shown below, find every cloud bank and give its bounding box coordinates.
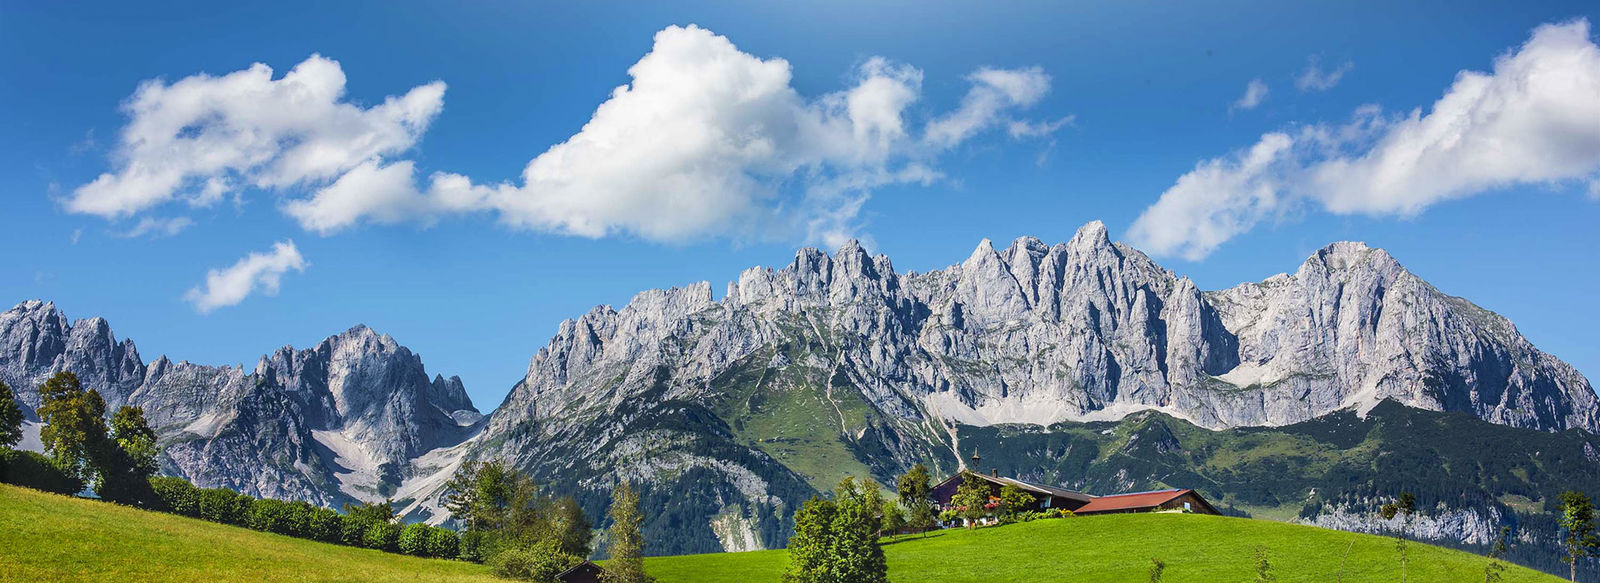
[184,241,307,313]
[75,25,1062,249]
[1131,19,1600,260]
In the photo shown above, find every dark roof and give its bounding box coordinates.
[556,561,605,583]
[1074,489,1210,514]
[934,472,1093,503]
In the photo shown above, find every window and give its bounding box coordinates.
[1183,502,1192,511]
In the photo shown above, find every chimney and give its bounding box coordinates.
[991,468,998,478]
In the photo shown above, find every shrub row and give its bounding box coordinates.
[145,476,462,558]
[0,448,84,495]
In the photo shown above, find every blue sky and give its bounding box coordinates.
[3,1,1598,410]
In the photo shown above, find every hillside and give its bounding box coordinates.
[1,483,1562,583]
[646,513,1562,583]
[0,484,497,583]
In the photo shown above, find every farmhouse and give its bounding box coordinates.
[930,467,1220,521]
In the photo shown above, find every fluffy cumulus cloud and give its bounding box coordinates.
[184,241,307,314]
[66,55,444,218]
[1230,79,1269,112]
[273,25,1061,244]
[1131,19,1600,260]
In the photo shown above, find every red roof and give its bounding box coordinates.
[1074,489,1192,514]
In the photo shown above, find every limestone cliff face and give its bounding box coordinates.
[462,221,1597,551]
[0,302,479,507]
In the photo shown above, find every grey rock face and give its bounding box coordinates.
[0,302,479,507]
[468,221,1597,551]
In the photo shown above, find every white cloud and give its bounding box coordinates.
[1132,19,1600,259]
[282,25,1062,244]
[1296,56,1354,92]
[1230,79,1269,112]
[184,241,307,314]
[926,67,1053,148]
[67,55,444,219]
[117,216,194,238]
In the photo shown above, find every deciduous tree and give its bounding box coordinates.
[1558,491,1598,583]
[37,372,107,486]
[895,463,936,536]
[950,472,991,529]
[604,481,648,583]
[0,381,23,448]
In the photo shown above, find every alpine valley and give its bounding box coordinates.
[5,222,1599,576]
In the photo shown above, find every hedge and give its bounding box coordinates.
[0,448,84,495]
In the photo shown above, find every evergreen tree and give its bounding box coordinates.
[1253,546,1276,583]
[442,460,482,529]
[950,472,991,529]
[604,481,648,583]
[895,463,936,536]
[36,372,107,486]
[1558,491,1598,583]
[0,381,23,448]
[1484,525,1509,583]
[783,496,837,583]
[1148,558,1166,583]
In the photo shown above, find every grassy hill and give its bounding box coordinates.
[0,483,1565,582]
[647,513,1564,583]
[0,484,499,583]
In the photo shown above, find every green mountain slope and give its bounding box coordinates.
[0,484,497,583]
[645,513,1562,583]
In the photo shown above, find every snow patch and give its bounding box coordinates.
[393,430,482,525]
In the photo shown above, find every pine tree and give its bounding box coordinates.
[0,381,23,448]
[1148,558,1166,583]
[442,460,483,529]
[1558,491,1598,583]
[1484,525,1509,583]
[1253,546,1275,583]
[1381,491,1417,583]
[604,481,648,583]
[552,495,592,558]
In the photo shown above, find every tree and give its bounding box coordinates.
[604,481,648,583]
[895,463,936,536]
[97,406,159,503]
[1558,491,1599,583]
[1380,491,1417,583]
[997,483,1034,522]
[443,460,483,528]
[1484,525,1509,583]
[829,477,888,583]
[0,381,23,448]
[879,498,905,539]
[36,372,107,486]
[1148,558,1166,583]
[551,495,592,558]
[783,496,837,583]
[950,472,991,529]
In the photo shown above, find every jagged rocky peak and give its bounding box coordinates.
[0,300,145,413]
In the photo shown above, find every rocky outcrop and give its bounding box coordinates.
[0,302,479,507]
[464,221,1597,552]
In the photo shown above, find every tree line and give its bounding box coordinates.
[0,373,652,583]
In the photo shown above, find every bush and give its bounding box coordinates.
[342,514,379,547]
[489,543,580,581]
[398,522,432,556]
[459,530,488,562]
[306,507,343,543]
[198,488,253,526]
[427,527,460,560]
[364,522,401,552]
[0,449,84,495]
[148,477,201,517]
[247,498,303,535]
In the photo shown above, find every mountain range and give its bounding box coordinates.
[4,222,1598,569]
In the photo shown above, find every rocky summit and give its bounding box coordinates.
[0,302,481,507]
[4,222,1598,555]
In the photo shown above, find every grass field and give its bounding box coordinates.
[0,484,499,583]
[646,513,1564,583]
[0,483,1564,582]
